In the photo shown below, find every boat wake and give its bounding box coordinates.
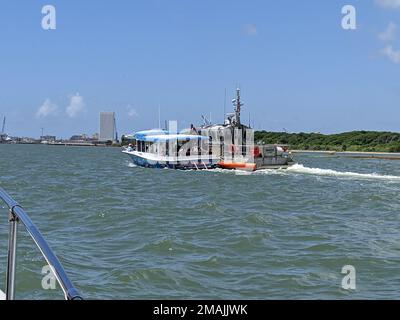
[126,160,400,181]
[127,162,137,168]
[211,164,400,181]
[273,164,400,181]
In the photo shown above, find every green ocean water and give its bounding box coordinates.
[0,144,400,299]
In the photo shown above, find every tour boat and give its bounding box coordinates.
[122,130,220,170]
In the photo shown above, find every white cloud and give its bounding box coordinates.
[126,105,139,118]
[243,24,258,36]
[375,0,400,8]
[378,22,397,41]
[382,45,400,63]
[36,99,58,118]
[66,93,85,118]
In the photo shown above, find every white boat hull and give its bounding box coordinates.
[123,150,219,170]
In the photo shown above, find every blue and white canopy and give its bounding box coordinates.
[134,129,210,142]
[134,129,168,141]
[138,134,209,142]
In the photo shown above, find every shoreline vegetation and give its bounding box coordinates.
[3,131,400,156]
[255,130,400,153]
[290,150,400,160]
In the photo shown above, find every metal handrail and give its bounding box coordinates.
[0,187,82,300]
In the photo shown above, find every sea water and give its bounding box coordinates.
[0,144,399,299]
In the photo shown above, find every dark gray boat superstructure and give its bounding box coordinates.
[196,88,295,170]
[254,144,295,170]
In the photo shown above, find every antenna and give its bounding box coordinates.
[201,115,211,126]
[232,87,243,125]
[223,88,226,123]
[158,105,161,129]
[1,116,5,134]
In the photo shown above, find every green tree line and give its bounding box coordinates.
[254,131,400,152]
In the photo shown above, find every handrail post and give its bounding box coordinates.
[1,188,82,300]
[6,209,19,300]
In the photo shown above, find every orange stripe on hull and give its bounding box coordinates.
[218,162,257,171]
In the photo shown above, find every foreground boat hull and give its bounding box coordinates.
[218,160,295,171]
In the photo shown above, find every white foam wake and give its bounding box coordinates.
[127,162,137,168]
[284,164,400,181]
[126,160,400,181]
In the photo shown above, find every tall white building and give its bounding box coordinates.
[99,112,116,142]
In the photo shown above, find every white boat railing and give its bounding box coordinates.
[0,187,82,300]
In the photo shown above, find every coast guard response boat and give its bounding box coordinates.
[123,89,294,171]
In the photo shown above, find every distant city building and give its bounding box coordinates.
[70,134,87,141]
[99,112,116,142]
[40,135,56,142]
[10,137,39,144]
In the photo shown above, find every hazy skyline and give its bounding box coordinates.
[1,0,400,138]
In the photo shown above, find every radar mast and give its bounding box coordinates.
[231,88,243,126]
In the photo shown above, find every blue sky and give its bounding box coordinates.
[0,0,399,138]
